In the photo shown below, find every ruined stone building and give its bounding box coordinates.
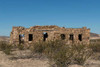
[10,25,90,45]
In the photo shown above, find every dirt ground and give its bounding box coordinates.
[69,52,100,67]
[0,50,49,67]
[0,50,100,67]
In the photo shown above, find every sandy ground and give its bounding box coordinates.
[0,50,49,67]
[0,50,100,67]
[69,59,100,67]
[69,53,100,67]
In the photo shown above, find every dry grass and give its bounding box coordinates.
[90,39,100,52]
[0,39,100,67]
[71,44,92,65]
[31,40,92,67]
[0,41,12,55]
[17,44,24,50]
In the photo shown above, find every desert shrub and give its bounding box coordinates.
[17,44,24,50]
[89,43,100,52]
[71,44,92,65]
[0,41,12,55]
[32,40,92,67]
[32,40,71,67]
[43,40,73,67]
[31,41,46,54]
[90,39,100,44]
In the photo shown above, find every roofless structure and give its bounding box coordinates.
[10,25,90,45]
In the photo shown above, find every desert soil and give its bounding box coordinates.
[0,50,49,67]
[0,50,100,67]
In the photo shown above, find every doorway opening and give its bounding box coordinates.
[43,32,48,41]
[19,34,25,44]
[78,34,82,41]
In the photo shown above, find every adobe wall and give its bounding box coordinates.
[10,25,90,45]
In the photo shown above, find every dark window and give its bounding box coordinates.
[29,34,33,41]
[19,35,21,42]
[78,34,82,41]
[69,34,74,40]
[88,37,90,39]
[61,34,65,40]
[43,32,48,41]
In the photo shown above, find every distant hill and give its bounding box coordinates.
[90,33,100,37]
[99,34,100,37]
[90,33,100,39]
[0,36,9,42]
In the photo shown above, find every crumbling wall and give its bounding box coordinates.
[10,25,90,45]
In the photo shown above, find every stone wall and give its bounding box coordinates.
[10,25,90,45]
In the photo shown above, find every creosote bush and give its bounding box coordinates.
[89,43,100,52]
[32,40,92,67]
[0,41,12,55]
[71,44,92,65]
[90,39,100,52]
[17,44,24,50]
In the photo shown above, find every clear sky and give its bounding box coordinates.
[0,0,100,36]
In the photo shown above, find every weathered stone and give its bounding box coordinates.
[10,25,90,45]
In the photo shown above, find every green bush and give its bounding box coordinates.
[0,41,12,55]
[89,43,100,52]
[71,44,92,65]
[44,40,72,67]
[32,40,70,67]
[17,44,24,50]
[32,40,92,67]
